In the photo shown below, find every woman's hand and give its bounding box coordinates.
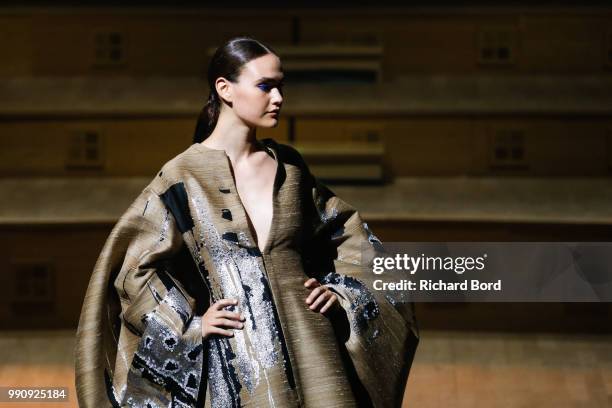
[202,298,245,339]
[304,278,339,314]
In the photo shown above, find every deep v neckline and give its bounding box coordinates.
[196,140,280,255]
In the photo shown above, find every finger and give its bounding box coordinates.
[213,318,244,329]
[309,292,330,311]
[216,311,245,321]
[306,286,326,304]
[213,298,239,310]
[305,287,325,304]
[212,298,236,310]
[319,295,337,314]
[304,278,319,288]
[215,311,244,320]
[208,326,234,337]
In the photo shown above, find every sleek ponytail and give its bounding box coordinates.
[193,36,277,144]
[193,92,221,144]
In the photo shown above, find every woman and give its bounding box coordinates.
[75,36,418,408]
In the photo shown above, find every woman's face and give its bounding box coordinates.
[220,53,284,128]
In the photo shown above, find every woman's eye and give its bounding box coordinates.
[258,83,283,92]
[258,84,272,92]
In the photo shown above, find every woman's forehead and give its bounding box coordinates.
[241,54,283,81]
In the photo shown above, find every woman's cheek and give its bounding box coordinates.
[235,99,259,123]
[232,89,268,126]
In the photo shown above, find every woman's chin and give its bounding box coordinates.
[260,117,279,127]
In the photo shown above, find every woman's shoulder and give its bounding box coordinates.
[149,143,210,193]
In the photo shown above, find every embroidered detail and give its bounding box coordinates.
[187,178,296,404]
[125,312,202,406]
[363,222,384,251]
[320,272,380,336]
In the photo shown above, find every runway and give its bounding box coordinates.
[0,329,610,407]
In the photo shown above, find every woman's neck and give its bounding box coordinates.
[203,111,260,163]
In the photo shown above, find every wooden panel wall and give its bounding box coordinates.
[0,118,289,176]
[0,225,109,329]
[0,11,293,77]
[1,9,612,77]
[2,220,610,330]
[1,8,611,177]
[295,118,612,177]
[1,117,609,177]
[2,7,611,332]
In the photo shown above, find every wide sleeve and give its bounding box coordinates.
[75,185,207,408]
[303,175,419,408]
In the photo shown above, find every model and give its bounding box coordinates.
[75,36,419,408]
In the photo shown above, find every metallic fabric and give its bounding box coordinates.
[75,139,419,408]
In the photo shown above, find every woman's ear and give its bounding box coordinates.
[215,77,232,104]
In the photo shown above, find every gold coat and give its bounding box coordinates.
[75,139,419,408]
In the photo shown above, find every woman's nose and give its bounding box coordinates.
[271,88,283,103]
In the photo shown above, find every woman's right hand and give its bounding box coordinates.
[202,298,245,339]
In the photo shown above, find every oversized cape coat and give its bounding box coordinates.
[75,138,419,408]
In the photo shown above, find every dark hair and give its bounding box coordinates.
[193,36,278,144]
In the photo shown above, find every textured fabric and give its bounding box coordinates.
[74,138,419,408]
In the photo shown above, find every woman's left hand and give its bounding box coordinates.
[304,278,338,314]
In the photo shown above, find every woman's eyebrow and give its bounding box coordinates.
[256,76,284,83]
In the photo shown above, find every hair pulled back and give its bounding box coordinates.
[193,36,277,144]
